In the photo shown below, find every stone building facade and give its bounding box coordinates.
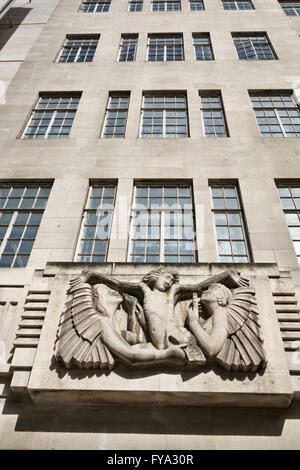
[0,0,59,91]
[0,0,300,449]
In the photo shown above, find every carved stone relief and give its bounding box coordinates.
[54,268,267,372]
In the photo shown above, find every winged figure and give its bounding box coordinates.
[187,283,267,372]
[66,268,249,351]
[54,281,186,370]
[54,268,267,373]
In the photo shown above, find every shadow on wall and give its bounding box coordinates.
[0,7,32,52]
[50,356,262,384]
[3,399,300,437]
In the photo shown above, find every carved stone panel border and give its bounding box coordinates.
[270,270,300,399]
[8,273,54,397]
[26,262,294,408]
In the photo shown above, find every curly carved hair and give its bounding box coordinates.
[203,283,232,307]
[142,268,179,289]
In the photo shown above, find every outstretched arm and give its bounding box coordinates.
[187,295,228,358]
[69,270,142,298]
[175,269,249,302]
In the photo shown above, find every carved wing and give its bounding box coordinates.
[54,282,115,370]
[216,287,267,372]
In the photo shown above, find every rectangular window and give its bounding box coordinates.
[193,34,214,61]
[22,94,81,140]
[278,184,300,263]
[189,0,204,10]
[200,92,229,138]
[128,0,143,10]
[279,1,300,15]
[232,33,276,60]
[129,184,197,263]
[80,0,111,12]
[102,93,130,138]
[151,0,181,11]
[76,184,116,262]
[118,35,138,62]
[147,34,184,61]
[57,35,99,63]
[140,94,189,138]
[222,1,254,9]
[250,91,300,137]
[0,184,51,268]
[211,183,251,263]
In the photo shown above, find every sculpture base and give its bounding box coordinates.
[25,262,295,409]
[28,363,292,408]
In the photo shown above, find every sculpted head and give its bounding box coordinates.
[93,284,123,317]
[200,283,232,317]
[142,268,179,292]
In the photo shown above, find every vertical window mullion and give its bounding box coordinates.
[75,45,82,62]
[74,185,92,261]
[59,45,66,61]
[127,187,135,262]
[251,40,258,60]
[101,96,111,138]
[275,108,287,137]
[147,38,150,61]
[45,110,57,138]
[278,184,300,264]
[0,211,17,258]
[22,109,36,139]
[74,210,88,261]
[160,210,165,262]
[118,39,122,61]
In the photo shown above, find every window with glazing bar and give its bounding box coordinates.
[80,0,111,12]
[102,93,130,138]
[128,0,143,10]
[193,34,214,60]
[189,0,204,10]
[151,0,181,11]
[75,184,116,262]
[232,33,276,60]
[129,184,197,263]
[57,35,99,63]
[140,94,189,138]
[279,1,300,15]
[0,184,51,268]
[200,92,228,137]
[118,35,138,62]
[147,35,184,61]
[222,1,254,9]
[250,91,300,137]
[22,94,81,139]
[277,184,300,263]
[211,184,251,263]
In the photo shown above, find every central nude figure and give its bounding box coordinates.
[70,268,248,351]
